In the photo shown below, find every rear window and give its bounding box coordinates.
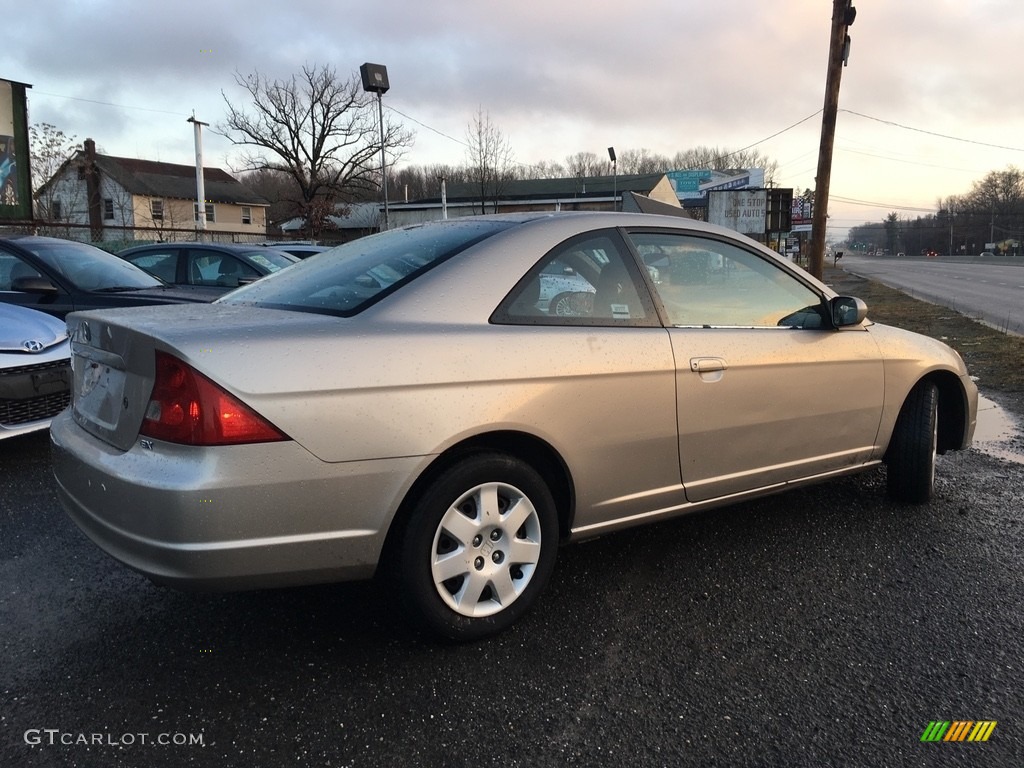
[218,220,515,316]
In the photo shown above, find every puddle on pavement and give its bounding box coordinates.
[972,394,1024,464]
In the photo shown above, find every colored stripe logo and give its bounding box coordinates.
[921,721,997,742]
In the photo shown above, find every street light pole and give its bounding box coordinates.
[376,92,389,230]
[360,63,390,231]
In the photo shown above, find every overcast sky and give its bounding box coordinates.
[5,0,1023,239]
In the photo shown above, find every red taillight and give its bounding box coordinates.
[140,351,287,446]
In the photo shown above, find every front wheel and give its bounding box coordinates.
[395,454,559,641]
[886,381,938,504]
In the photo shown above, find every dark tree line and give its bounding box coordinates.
[848,167,1024,256]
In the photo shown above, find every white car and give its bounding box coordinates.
[537,257,596,315]
[0,303,70,439]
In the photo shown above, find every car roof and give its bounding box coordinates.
[1,235,98,247]
[120,242,279,253]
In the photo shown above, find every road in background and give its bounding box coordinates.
[840,255,1024,335]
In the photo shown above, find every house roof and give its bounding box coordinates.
[42,150,270,207]
[420,173,671,204]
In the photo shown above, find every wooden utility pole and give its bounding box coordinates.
[809,0,856,280]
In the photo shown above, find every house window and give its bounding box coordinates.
[241,206,252,225]
[51,200,62,219]
[194,203,215,223]
[103,198,114,220]
[151,199,164,221]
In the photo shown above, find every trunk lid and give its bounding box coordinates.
[66,303,328,451]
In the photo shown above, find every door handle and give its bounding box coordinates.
[690,357,727,373]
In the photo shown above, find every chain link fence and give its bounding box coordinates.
[0,220,321,253]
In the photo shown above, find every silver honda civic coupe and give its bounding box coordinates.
[51,212,977,640]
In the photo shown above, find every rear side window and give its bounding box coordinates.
[218,220,515,317]
[494,230,659,327]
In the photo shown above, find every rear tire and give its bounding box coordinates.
[886,381,938,504]
[395,453,559,641]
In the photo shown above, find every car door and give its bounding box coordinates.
[626,230,885,503]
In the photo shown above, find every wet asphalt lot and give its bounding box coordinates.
[2,427,1023,767]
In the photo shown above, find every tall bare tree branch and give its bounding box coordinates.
[218,64,413,235]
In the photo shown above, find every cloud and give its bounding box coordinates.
[6,0,1024,236]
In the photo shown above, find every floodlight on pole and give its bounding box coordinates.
[360,63,390,230]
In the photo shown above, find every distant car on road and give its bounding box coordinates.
[118,242,298,292]
[0,235,212,319]
[979,251,996,259]
[0,303,70,439]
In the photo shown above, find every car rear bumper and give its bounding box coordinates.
[50,409,421,590]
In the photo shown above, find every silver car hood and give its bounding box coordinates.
[0,303,68,352]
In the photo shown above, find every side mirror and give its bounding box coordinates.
[12,275,59,295]
[831,296,868,327]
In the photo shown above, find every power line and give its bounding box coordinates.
[32,90,188,118]
[718,110,823,159]
[836,146,983,174]
[385,105,468,150]
[830,194,936,213]
[840,109,1024,153]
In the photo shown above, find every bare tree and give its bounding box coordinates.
[30,122,79,219]
[29,123,78,191]
[465,107,515,214]
[238,168,303,226]
[564,151,605,178]
[528,160,567,180]
[219,64,413,237]
[671,146,779,184]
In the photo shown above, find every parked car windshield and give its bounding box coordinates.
[23,239,162,290]
[218,220,516,316]
[237,249,295,272]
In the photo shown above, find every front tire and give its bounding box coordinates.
[886,381,938,504]
[396,454,559,641]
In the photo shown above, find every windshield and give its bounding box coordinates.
[218,220,515,316]
[240,249,295,272]
[24,239,162,290]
